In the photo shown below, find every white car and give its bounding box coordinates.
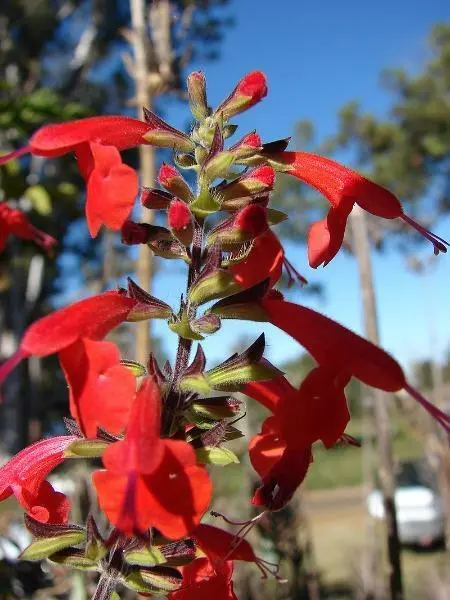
[367,460,445,546]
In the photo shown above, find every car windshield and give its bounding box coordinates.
[395,461,436,489]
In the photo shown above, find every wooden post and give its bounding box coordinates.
[351,205,404,600]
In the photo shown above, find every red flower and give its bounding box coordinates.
[230,229,284,291]
[215,71,268,120]
[59,338,136,439]
[0,291,136,385]
[245,366,350,510]
[169,557,237,600]
[267,151,448,265]
[259,297,450,432]
[193,523,278,578]
[92,377,212,538]
[0,436,77,523]
[0,203,57,255]
[0,116,157,237]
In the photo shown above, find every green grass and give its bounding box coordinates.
[305,416,423,490]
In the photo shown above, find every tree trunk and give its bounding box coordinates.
[130,0,155,366]
[350,206,404,600]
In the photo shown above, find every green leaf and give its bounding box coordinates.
[195,446,240,466]
[25,185,52,216]
[21,531,86,561]
[124,546,167,567]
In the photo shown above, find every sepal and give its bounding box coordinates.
[188,268,240,306]
[205,333,283,391]
[195,446,240,466]
[124,545,167,567]
[126,278,174,320]
[48,548,98,570]
[120,359,147,377]
[64,439,110,458]
[190,185,221,218]
[143,108,195,153]
[168,304,205,341]
[148,239,190,262]
[190,313,221,335]
[208,279,271,322]
[202,151,236,182]
[21,516,86,561]
[124,566,182,594]
[85,516,108,563]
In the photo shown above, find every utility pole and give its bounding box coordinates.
[351,205,404,600]
[130,0,155,365]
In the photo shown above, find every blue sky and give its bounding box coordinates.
[148,0,450,373]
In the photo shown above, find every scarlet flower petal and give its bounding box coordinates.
[29,116,152,157]
[0,204,57,255]
[252,446,312,511]
[84,142,138,237]
[243,376,295,412]
[102,377,165,476]
[261,298,405,392]
[59,338,136,438]
[169,557,237,600]
[22,292,136,357]
[19,480,70,524]
[0,436,77,522]
[307,207,349,268]
[231,229,284,291]
[93,446,212,538]
[194,524,258,564]
[249,417,286,478]
[269,151,448,255]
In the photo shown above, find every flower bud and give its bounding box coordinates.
[206,204,268,249]
[187,71,210,121]
[168,200,194,246]
[121,220,171,245]
[158,163,194,203]
[215,71,268,120]
[216,165,276,204]
[141,188,173,209]
[229,131,262,159]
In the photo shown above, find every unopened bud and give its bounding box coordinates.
[206,204,268,249]
[168,200,194,246]
[215,71,268,120]
[229,131,262,159]
[187,71,210,121]
[121,220,171,245]
[217,165,276,204]
[158,163,194,203]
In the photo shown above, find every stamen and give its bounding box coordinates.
[283,257,308,287]
[401,214,449,255]
[404,382,450,434]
